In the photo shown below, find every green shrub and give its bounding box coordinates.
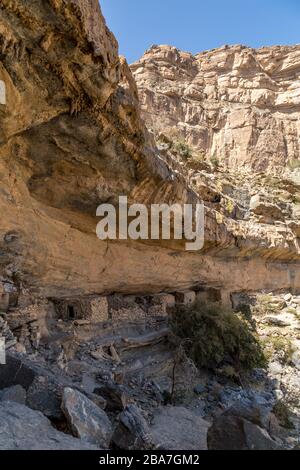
[173,140,193,159]
[171,302,266,372]
[210,154,220,168]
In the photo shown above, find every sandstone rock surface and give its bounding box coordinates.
[0,1,300,303]
[132,44,300,174]
[1,0,300,453]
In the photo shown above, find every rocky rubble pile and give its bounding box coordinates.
[0,287,300,450]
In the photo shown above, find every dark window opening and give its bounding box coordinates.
[68,305,75,320]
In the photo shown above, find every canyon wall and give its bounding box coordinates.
[2,7,300,449]
[132,44,300,174]
[0,1,299,302]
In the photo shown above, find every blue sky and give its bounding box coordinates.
[100,0,300,63]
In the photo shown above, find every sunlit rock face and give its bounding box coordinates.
[130,43,300,293]
[0,0,197,297]
[132,44,300,174]
[0,1,300,301]
[1,4,300,453]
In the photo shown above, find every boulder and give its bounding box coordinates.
[243,421,282,450]
[0,353,71,420]
[26,376,63,420]
[207,403,283,450]
[150,406,210,450]
[0,401,97,450]
[194,384,206,395]
[284,293,292,302]
[85,391,107,410]
[112,405,155,450]
[0,354,35,390]
[94,383,128,411]
[61,387,113,448]
[114,404,210,451]
[265,315,292,327]
[0,385,26,405]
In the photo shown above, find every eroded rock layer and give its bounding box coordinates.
[1,0,300,452]
[0,1,299,304]
[0,0,199,297]
[132,44,300,174]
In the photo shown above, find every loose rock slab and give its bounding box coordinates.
[150,406,210,450]
[113,404,155,450]
[62,387,113,448]
[0,385,26,404]
[207,405,282,450]
[0,401,97,450]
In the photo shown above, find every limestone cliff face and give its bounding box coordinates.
[0,1,300,301]
[132,44,300,174]
[0,0,197,297]
[1,6,300,451]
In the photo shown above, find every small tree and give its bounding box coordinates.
[171,302,266,372]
